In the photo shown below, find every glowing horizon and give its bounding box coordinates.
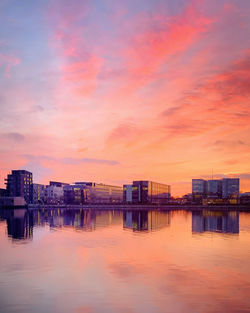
[0,0,250,196]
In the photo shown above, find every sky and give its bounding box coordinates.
[0,0,250,196]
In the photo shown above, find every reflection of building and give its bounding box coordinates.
[31,209,123,232]
[5,170,33,204]
[123,210,170,231]
[0,209,33,240]
[222,178,240,199]
[131,181,171,204]
[192,210,239,234]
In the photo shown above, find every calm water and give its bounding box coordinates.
[0,208,250,313]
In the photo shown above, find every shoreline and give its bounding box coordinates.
[0,203,248,211]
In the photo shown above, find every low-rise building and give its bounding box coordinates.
[64,182,123,204]
[44,181,69,204]
[33,183,46,204]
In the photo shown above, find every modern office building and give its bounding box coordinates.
[192,179,207,203]
[84,182,123,203]
[222,178,240,199]
[63,184,86,205]
[131,181,171,204]
[32,183,46,204]
[64,182,123,204]
[207,180,222,198]
[123,184,132,203]
[5,170,33,204]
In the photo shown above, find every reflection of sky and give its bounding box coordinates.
[0,210,250,312]
[1,1,250,195]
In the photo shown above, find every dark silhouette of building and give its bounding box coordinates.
[131,181,171,204]
[5,170,33,204]
[0,188,7,197]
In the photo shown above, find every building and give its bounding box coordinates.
[44,181,68,204]
[64,182,123,204]
[0,196,26,206]
[0,188,7,197]
[131,181,171,204]
[5,170,33,204]
[49,181,69,187]
[63,184,86,205]
[222,178,240,199]
[32,183,46,204]
[123,184,132,203]
[207,180,222,199]
[83,182,123,204]
[192,179,207,203]
[240,192,250,204]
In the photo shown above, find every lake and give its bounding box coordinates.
[0,208,250,313]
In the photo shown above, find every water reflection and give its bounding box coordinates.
[0,208,33,241]
[192,210,239,234]
[0,208,250,313]
[0,208,124,240]
[123,210,171,231]
[0,208,243,241]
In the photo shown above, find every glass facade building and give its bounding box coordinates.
[207,180,222,198]
[192,179,207,203]
[222,178,240,199]
[64,182,123,204]
[131,181,171,204]
[64,184,86,205]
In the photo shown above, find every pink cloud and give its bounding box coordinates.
[48,0,103,97]
[0,53,19,77]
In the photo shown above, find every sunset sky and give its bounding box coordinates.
[0,0,249,196]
